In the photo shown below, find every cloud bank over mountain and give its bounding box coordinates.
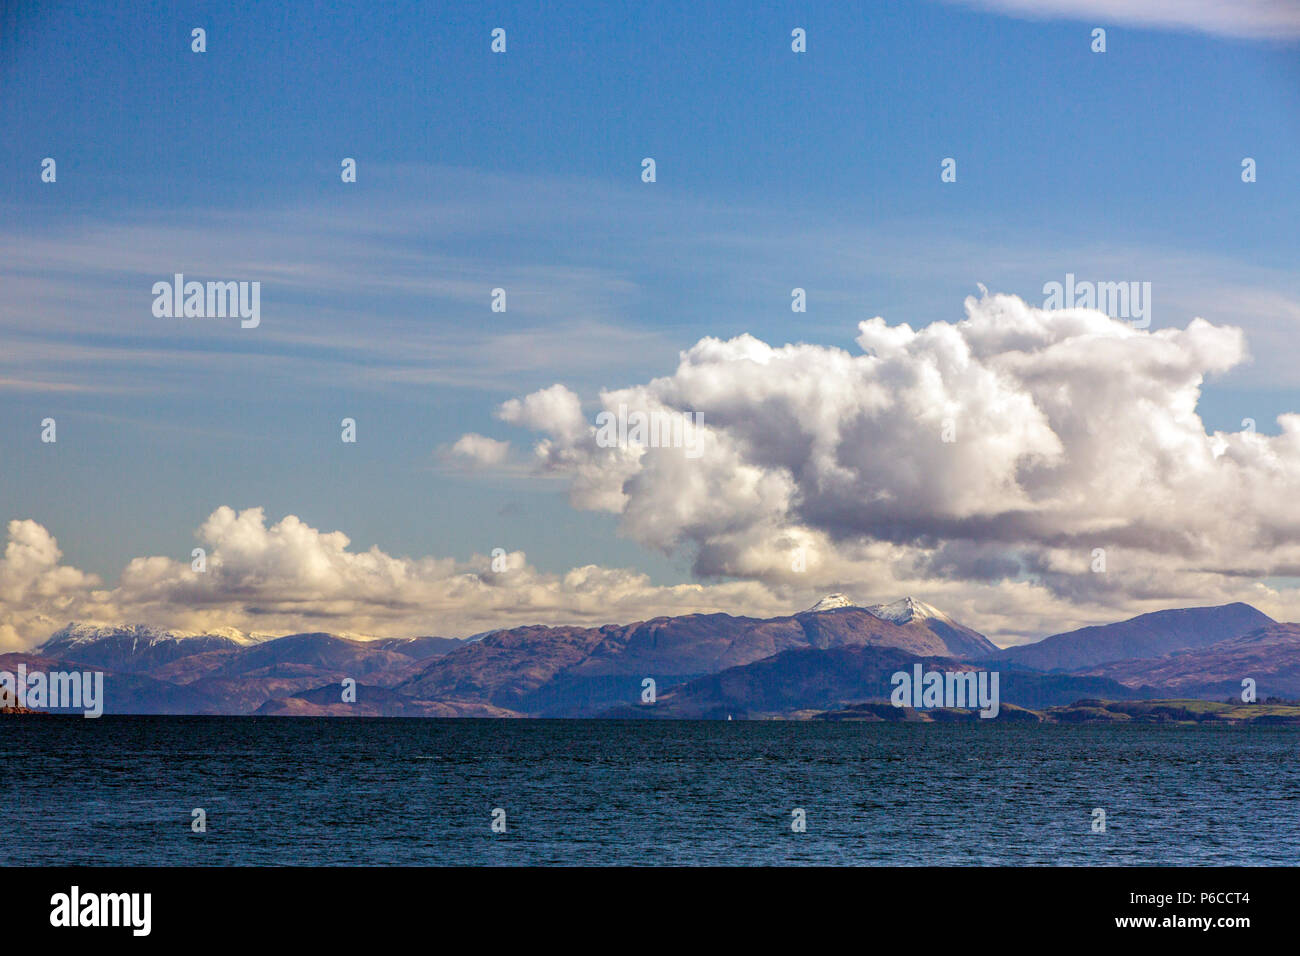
[0,508,777,652]
[5,293,1300,650]
[467,293,1300,631]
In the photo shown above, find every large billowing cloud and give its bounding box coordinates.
[462,292,1300,635]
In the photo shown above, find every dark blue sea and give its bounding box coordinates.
[5,717,1297,865]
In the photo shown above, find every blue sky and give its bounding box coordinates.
[2,0,1299,643]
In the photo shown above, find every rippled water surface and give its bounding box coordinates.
[5,717,1297,865]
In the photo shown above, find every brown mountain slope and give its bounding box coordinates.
[1080,623,1300,698]
[995,603,1273,672]
[600,644,1142,719]
[398,605,995,714]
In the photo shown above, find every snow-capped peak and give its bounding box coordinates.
[806,593,856,613]
[45,623,176,647]
[865,597,953,625]
[42,622,264,649]
[204,626,265,646]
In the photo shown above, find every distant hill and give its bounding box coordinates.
[810,698,1300,725]
[253,682,519,717]
[0,653,218,714]
[37,627,464,714]
[368,636,464,658]
[993,603,1273,672]
[398,598,996,715]
[1080,623,1300,698]
[599,645,1142,719]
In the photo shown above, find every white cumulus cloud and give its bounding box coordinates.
[0,508,784,651]
[443,433,511,468]
[469,291,1300,634]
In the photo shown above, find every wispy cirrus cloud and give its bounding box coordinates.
[945,0,1300,39]
[4,164,1299,402]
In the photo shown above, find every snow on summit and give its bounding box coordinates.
[43,623,264,648]
[805,594,955,625]
[806,593,856,612]
[864,597,954,625]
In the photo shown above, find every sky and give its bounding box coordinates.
[1,0,1299,648]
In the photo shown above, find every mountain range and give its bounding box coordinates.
[5,597,1292,717]
[991,603,1274,671]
